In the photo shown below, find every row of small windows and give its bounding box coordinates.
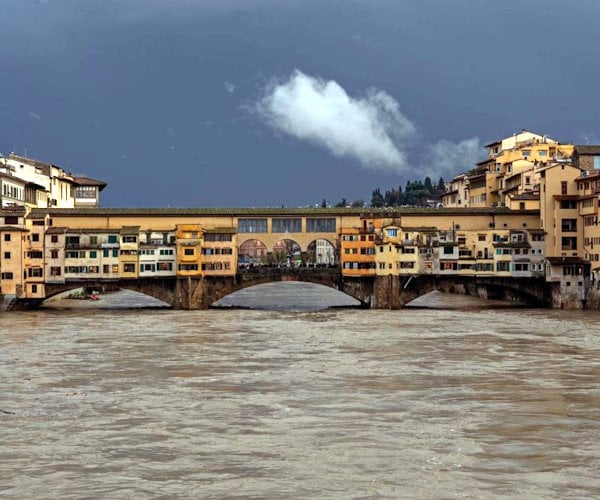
[2,184,23,200]
[342,235,375,242]
[238,218,336,233]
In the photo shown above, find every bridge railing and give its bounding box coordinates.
[237,265,340,278]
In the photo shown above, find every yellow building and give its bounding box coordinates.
[119,226,141,278]
[176,224,202,276]
[0,208,27,298]
[202,227,237,276]
[340,227,376,277]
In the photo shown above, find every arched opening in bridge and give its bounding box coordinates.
[306,239,336,266]
[272,239,301,266]
[41,288,170,309]
[239,239,268,267]
[213,281,361,311]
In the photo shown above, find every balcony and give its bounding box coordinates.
[178,239,199,246]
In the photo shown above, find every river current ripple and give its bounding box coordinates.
[1,290,600,498]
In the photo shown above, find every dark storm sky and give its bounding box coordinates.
[1,0,599,208]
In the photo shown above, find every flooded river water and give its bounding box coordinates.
[1,284,600,498]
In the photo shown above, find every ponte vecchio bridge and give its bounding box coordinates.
[5,206,565,310]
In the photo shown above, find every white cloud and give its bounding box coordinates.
[28,111,42,120]
[224,81,236,94]
[422,138,484,179]
[256,70,416,172]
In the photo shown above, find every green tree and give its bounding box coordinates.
[371,188,384,207]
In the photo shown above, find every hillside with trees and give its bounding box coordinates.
[370,176,446,208]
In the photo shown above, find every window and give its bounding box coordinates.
[238,219,267,233]
[594,156,600,170]
[66,266,87,274]
[51,235,58,243]
[28,268,43,277]
[122,235,137,243]
[103,265,110,274]
[178,264,199,271]
[113,249,119,258]
[1,272,13,280]
[4,234,10,242]
[123,263,136,273]
[51,250,58,259]
[443,246,454,254]
[205,233,233,242]
[5,216,18,225]
[158,262,173,271]
[272,218,302,233]
[306,218,336,232]
[65,251,86,258]
[88,266,99,274]
[184,248,195,256]
[28,251,43,259]
[159,249,174,255]
[559,200,577,209]
[561,219,577,232]
[386,228,398,237]
[31,285,38,294]
[522,150,531,158]
[90,236,98,246]
[108,235,118,243]
[103,249,109,258]
[3,252,9,259]
[538,150,547,158]
[66,236,80,245]
[75,186,96,198]
[31,233,39,242]
[89,251,97,259]
[32,220,45,226]
[561,181,568,195]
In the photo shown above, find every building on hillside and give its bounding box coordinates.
[442,130,575,209]
[1,153,106,208]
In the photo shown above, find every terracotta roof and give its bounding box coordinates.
[0,225,27,232]
[72,176,107,191]
[27,206,540,218]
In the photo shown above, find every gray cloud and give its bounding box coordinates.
[256,70,416,173]
[422,138,485,180]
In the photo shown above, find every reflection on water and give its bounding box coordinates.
[2,286,600,498]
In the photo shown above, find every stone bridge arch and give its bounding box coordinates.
[42,278,177,307]
[372,275,551,308]
[202,269,372,308]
